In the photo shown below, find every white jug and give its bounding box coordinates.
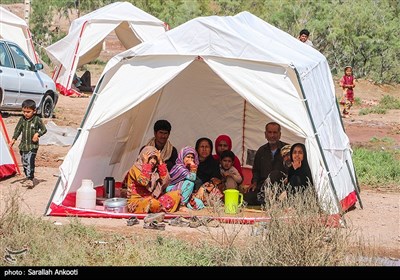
[76,179,96,210]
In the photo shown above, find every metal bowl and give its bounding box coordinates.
[104,198,127,213]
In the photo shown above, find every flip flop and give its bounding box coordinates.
[143,221,166,231]
[189,216,203,228]
[144,212,165,224]
[169,216,190,227]
[127,216,139,226]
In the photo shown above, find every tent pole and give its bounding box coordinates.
[241,99,247,166]
[335,94,363,209]
[293,68,346,224]
[44,77,102,216]
[73,76,103,144]
[44,175,61,216]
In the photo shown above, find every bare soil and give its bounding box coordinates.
[1,3,399,262]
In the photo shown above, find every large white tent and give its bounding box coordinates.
[0,114,19,180]
[0,6,38,63]
[45,1,168,96]
[46,12,359,219]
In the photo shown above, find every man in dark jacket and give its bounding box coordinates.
[243,122,289,205]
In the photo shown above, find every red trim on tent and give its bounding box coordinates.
[49,185,273,223]
[48,182,346,228]
[340,191,357,212]
[26,28,39,64]
[0,164,17,180]
[49,201,273,224]
[65,21,89,92]
[0,115,20,175]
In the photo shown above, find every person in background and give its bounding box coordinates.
[124,146,180,214]
[280,144,292,184]
[287,143,314,195]
[298,29,314,47]
[213,134,243,178]
[143,120,178,171]
[219,150,243,190]
[166,146,202,210]
[243,122,288,205]
[194,137,222,191]
[72,70,93,93]
[339,66,356,118]
[10,99,47,188]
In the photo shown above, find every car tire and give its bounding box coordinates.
[40,95,54,118]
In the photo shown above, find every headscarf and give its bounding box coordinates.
[195,137,214,156]
[289,143,313,187]
[195,137,221,182]
[213,134,243,178]
[213,135,232,158]
[280,144,292,157]
[133,146,163,194]
[169,146,199,185]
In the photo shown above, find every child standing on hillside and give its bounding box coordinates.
[340,66,356,118]
[10,99,47,188]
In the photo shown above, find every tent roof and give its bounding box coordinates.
[69,1,165,33]
[105,11,323,74]
[0,6,38,63]
[45,1,167,93]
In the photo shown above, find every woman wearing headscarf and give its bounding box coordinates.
[213,134,243,179]
[125,146,180,214]
[166,146,202,209]
[287,143,314,194]
[195,137,222,190]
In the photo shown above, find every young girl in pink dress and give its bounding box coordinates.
[340,66,356,118]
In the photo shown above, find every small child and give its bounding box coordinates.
[219,150,243,190]
[9,99,47,188]
[339,66,356,118]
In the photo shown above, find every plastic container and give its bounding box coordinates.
[76,179,96,210]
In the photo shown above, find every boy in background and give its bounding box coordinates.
[298,29,314,47]
[10,99,47,188]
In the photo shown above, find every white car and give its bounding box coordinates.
[0,39,58,118]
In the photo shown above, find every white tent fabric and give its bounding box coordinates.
[0,6,38,63]
[45,1,168,95]
[47,12,358,216]
[0,115,18,180]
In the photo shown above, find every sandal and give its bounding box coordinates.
[127,216,139,226]
[189,216,203,228]
[143,221,166,231]
[169,216,190,227]
[203,217,220,228]
[144,212,165,224]
[4,255,16,264]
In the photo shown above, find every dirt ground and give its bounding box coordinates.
[1,3,399,262]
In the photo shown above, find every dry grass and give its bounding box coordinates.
[0,186,385,266]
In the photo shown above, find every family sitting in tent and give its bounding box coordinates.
[122,120,314,214]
